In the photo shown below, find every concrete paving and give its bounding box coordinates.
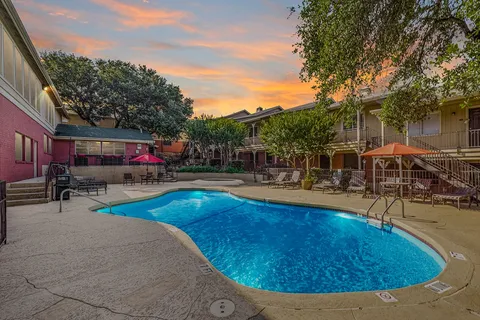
[1,182,480,320]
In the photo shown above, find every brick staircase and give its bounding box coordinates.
[6,182,50,207]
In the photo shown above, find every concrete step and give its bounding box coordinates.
[7,192,46,201]
[7,198,49,207]
[8,182,44,189]
[7,187,45,194]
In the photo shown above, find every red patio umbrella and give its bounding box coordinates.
[131,153,165,173]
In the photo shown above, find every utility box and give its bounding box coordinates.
[55,174,73,201]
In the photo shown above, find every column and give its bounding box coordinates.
[381,121,385,146]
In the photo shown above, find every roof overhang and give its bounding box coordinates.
[54,136,154,144]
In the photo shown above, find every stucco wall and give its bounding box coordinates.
[0,94,55,182]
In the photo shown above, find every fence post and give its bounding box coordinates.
[0,180,6,246]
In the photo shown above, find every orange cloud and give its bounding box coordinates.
[30,33,114,55]
[90,0,196,31]
[14,0,89,23]
[185,39,293,61]
[150,63,237,80]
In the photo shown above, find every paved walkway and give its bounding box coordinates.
[1,182,479,320]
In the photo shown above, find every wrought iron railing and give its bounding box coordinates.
[44,162,68,200]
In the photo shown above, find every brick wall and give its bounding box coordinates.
[0,94,54,182]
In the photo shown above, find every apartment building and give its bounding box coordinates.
[0,0,68,182]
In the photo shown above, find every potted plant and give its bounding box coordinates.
[301,172,315,190]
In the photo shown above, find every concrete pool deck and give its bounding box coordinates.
[1,182,480,319]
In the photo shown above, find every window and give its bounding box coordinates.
[24,63,30,103]
[14,48,23,94]
[75,141,101,155]
[3,30,14,85]
[25,137,31,162]
[15,132,23,161]
[408,113,440,136]
[101,142,125,155]
[343,114,365,131]
[47,136,52,154]
[29,69,36,107]
[43,134,48,153]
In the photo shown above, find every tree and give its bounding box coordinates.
[209,118,249,167]
[41,51,193,139]
[260,107,336,177]
[41,51,106,126]
[292,0,480,131]
[184,115,214,164]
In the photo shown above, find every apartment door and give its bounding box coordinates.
[33,141,38,177]
[469,108,480,147]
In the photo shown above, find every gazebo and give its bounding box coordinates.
[361,143,432,196]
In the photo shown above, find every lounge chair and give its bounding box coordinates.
[123,173,135,186]
[140,172,154,185]
[275,171,301,189]
[432,187,477,210]
[409,178,432,202]
[261,172,287,188]
[151,172,165,184]
[346,170,366,197]
[312,172,342,193]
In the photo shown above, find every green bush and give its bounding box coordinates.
[222,166,245,173]
[178,166,219,173]
[177,165,245,174]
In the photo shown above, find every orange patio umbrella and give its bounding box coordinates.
[361,143,432,196]
[361,142,432,157]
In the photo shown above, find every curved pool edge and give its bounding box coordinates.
[89,187,474,310]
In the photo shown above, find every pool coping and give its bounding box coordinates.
[89,187,474,310]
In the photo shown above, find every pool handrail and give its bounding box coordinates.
[366,195,388,220]
[380,197,405,229]
[59,189,112,213]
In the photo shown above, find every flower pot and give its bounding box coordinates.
[301,179,313,190]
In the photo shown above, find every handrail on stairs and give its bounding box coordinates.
[380,197,405,229]
[59,189,112,213]
[366,195,388,220]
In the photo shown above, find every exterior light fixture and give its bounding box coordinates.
[43,86,49,91]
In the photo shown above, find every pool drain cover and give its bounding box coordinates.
[210,299,235,317]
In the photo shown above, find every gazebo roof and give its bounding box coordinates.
[361,142,432,157]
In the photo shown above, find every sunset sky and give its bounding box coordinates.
[13,0,317,116]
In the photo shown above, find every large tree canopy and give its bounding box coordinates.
[293,0,480,130]
[41,51,193,139]
[260,107,336,175]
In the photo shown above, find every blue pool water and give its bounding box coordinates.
[98,190,445,293]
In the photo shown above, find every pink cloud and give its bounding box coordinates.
[90,0,196,31]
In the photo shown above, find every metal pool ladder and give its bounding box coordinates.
[366,196,405,230]
[59,189,112,213]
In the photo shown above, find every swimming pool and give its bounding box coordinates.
[98,190,445,294]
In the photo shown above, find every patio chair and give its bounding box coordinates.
[140,172,154,185]
[312,171,342,193]
[432,187,478,210]
[151,172,165,184]
[409,178,432,202]
[275,171,301,189]
[123,173,135,186]
[261,172,287,188]
[346,170,367,197]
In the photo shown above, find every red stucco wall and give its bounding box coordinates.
[0,94,54,182]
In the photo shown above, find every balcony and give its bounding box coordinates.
[244,136,262,147]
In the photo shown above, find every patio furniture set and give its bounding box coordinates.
[123,171,166,185]
[70,176,108,196]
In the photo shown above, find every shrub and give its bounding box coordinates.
[177,165,245,174]
[178,166,219,173]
